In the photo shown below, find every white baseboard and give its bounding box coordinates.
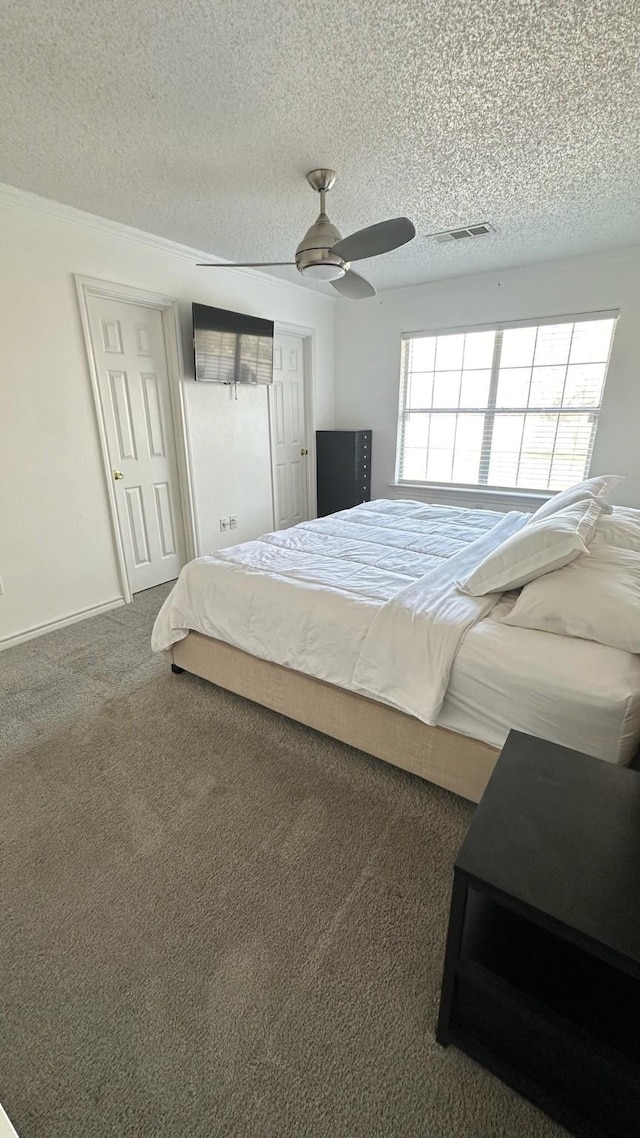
[0,597,126,651]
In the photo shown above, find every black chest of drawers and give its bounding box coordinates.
[316,430,372,517]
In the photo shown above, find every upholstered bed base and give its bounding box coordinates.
[170,631,500,803]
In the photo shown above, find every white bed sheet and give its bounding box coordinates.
[153,500,640,766]
[441,593,640,765]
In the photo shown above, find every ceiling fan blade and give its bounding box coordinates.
[332,217,415,263]
[196,262,295,267]
[330,270,376,300]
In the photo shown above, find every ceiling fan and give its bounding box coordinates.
[197,169,416,299]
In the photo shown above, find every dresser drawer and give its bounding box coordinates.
[355,475,370,503]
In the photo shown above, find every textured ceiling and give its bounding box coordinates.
[2,0,639,291]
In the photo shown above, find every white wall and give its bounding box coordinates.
[334,247,640,507]
[0,186,335,645]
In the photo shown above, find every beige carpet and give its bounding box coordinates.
[0,586,567,1138]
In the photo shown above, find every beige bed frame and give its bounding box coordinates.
[171,631,500,803]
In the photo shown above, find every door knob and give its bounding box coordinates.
[300,448,308,456]
[113,470,124,480]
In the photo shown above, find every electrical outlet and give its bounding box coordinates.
[0,576,4,595]
[219,517,230,532]
[229,515,237,530]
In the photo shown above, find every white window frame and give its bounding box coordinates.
[393,309,618,511]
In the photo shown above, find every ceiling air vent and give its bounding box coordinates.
[431,223,495,244]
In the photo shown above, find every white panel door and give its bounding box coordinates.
[87,297,186,592]
[269,333,309,529]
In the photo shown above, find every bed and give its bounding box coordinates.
[152,499,640,803]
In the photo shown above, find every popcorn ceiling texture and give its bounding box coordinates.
[2,0,639,289]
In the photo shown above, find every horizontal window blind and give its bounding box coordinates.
[396,315,617,493]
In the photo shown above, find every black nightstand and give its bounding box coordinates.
[436,731,640,1138]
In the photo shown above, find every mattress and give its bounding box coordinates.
[441,593,640,765]
[153,500,640,766]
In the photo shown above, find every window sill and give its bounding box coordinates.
[388,482,551,514]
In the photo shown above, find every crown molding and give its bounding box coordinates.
[380,239,640,295]
[0,181,335,302]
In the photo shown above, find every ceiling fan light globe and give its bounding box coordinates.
[299,262,346,281]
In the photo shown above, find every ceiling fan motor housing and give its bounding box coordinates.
[295,213,348,279]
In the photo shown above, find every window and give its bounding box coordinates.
[396,314,617,493]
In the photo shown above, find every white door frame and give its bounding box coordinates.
[269,322,317,526]
[75,275,197,604]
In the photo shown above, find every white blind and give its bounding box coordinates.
[396,315,617,492]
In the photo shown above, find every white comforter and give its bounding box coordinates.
[152,500,528,725]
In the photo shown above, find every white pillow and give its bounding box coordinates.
[456,498,603,596]
[501,544,640,653]
[530,474,622,522]
[593,506,640,553]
